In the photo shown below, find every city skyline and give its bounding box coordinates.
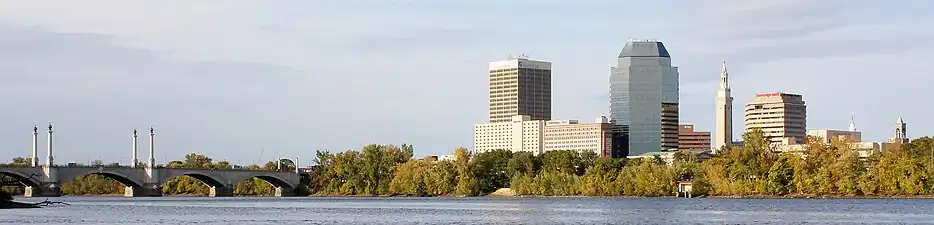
[2,1,933,163]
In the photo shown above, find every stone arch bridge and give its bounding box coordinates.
[0,166,305,197]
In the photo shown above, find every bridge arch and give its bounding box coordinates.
[162,173,226,188]
[58,170,145,188]
[240,175,295,189]
[0,171,41,187]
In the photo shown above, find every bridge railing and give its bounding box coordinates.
[1,164,315,174]
[0,164,32,168]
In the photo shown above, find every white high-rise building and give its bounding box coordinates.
[714,61,733,153]
[744,92,807,145]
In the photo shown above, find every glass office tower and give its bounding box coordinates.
[609,40,679,156]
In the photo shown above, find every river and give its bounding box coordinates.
[3,196,934,224]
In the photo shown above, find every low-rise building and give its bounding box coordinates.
[473,115,545,154]
[474,115,628,157]
[678,124,711,151]
[808,129,861,144]
[438,155,456,161]
[773,141,901,158]
[627,151,676,165]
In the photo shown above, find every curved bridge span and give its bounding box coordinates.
[0,166,304,197]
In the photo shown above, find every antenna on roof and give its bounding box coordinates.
[516,53,529,59]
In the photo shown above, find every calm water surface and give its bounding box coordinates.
[4,196,934,224]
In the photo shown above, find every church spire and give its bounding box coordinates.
[720,61,730,90]
[848,112,857,131]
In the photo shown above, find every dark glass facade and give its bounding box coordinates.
[609,41,679,155]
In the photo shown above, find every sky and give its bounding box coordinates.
[1,1,933,166]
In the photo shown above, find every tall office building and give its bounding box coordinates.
[610,40,680,155]
[488,57,552,123]
[744,92,807,145]
[714,61,733,153]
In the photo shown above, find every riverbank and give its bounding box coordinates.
[11,191,934,199]
[709,194,934,199]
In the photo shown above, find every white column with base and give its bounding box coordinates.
[31,126,39,167]
[46,124,54,167]
[132,130,139,168]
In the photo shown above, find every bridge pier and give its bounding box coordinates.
[124,184,162,197]
[209,186,234,197]
[275,187,296,197]
[24,184,62,197]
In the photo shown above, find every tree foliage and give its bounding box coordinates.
[8,134,934,198]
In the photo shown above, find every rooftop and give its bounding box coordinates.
[755,92,802,97]
[618,40,670,58]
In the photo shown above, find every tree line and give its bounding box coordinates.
[1,153,299,196]
[310,131,934,197]
[7,130,934,198]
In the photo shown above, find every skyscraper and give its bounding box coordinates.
[610,40,680,155]
[714,61,733,153]
[744,92,807,145]
[488,57,552,123]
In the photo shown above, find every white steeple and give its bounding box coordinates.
[720,61,730,90]
[893,117,908,143]
[848,112,857,131]
[714,61,734,153]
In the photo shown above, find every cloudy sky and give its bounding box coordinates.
[1,1,932,166]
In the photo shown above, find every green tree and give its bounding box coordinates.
[766,153,795,195]
[401,144,415,161]
[507,151,539,176]
[469,149,513,194]
[61,174,124,196]
[579,157,622,196]
[388,160,431,196]
[540,150,583,176]
[9,157,31,167]
[453,147,478,196]
[424,160,457,196]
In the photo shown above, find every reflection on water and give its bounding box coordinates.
[3,196,934,224]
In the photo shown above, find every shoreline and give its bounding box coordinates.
[10,191,934,199]
[708,194,934,199]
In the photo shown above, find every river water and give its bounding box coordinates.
[3,196,934,224]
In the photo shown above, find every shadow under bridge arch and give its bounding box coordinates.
[0,171,41,187]
[245,175,295,189]
[164,173,227,188]
[73,171,144,188]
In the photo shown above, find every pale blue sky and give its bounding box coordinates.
[1,1,932,166]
